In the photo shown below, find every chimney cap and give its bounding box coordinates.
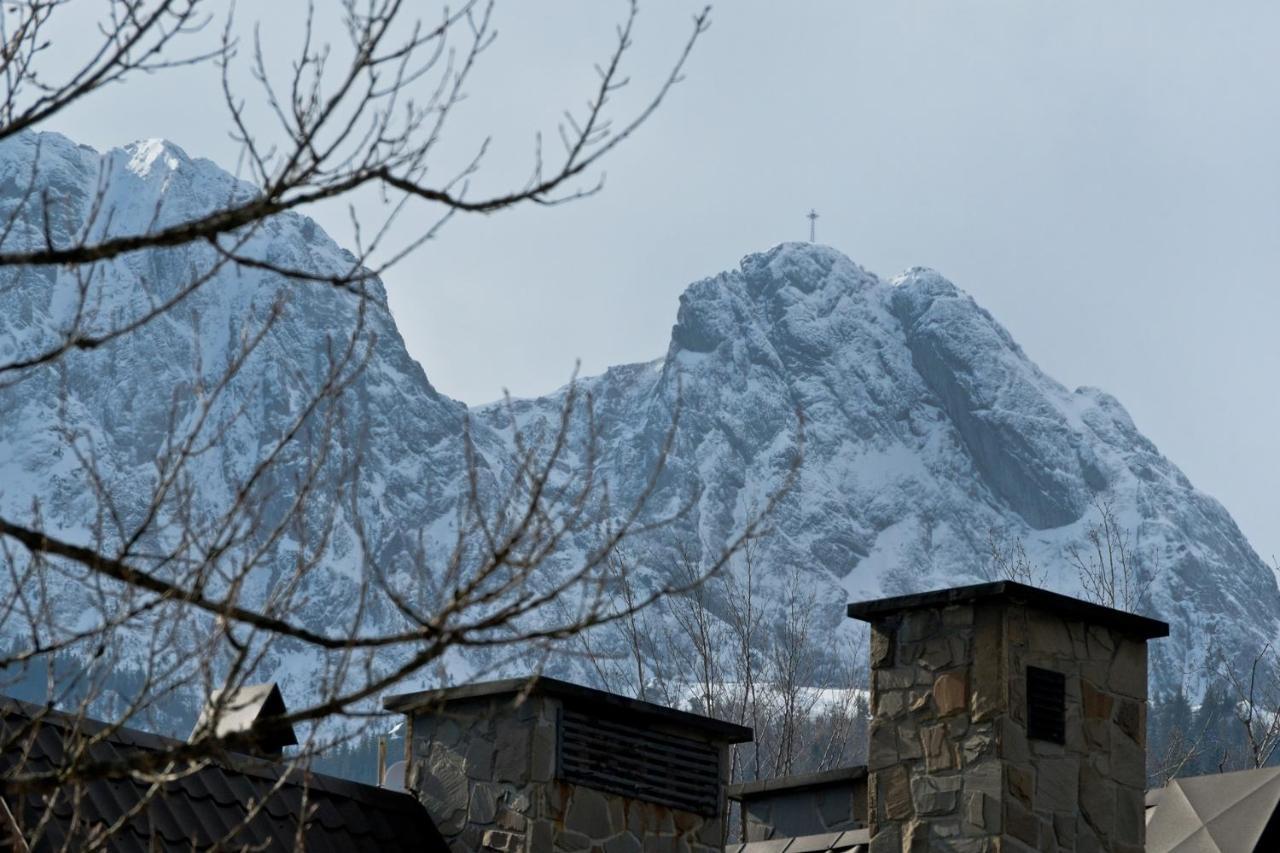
[846,580,1169,640]
[383,676,753,743]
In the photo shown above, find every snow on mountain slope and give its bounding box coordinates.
[0,131,1272,708]
[479,244,1280,693]
[0,131,513,720]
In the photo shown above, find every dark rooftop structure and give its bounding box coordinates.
[0,697,445,852]
[846,579,1171,639]
[727,766,868,843]
[727,766,868,799]
[386,675,752,852]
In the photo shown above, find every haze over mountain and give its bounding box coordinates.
[0,131,1274,710]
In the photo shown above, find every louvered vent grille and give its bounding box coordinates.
[557,708,721,816]
[1026,666,1066,744]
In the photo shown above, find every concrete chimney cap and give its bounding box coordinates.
[846,580,1169,640]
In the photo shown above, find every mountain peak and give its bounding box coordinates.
[890,265,950,289]
[123,138,189,179]
[739,242,875,296]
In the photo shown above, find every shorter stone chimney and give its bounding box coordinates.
[727,766,868,841]
[847,581,1168,853]
[384,676,752,853]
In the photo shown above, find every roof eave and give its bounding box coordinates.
[846,580,1170,640]
[384,676,753,743]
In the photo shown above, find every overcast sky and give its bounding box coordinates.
[46,1,1280,563]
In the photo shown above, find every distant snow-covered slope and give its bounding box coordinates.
[0,131,1272,708]
[478,244,1278,694]
[0,131,510,722]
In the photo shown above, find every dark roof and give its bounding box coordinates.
[846,581,1170,640]
[384,675,753,743]
[0,697,446,853]
[726,766,867,800]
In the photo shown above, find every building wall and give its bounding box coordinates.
[741,778,867,841]
[408,695,729,853]
[866,601,1147,853]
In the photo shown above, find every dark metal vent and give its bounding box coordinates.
[557,708,721,816]
[1026,666,1066,744]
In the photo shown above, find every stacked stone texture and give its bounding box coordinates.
[408,694,729,853]
[866,601,1147,853]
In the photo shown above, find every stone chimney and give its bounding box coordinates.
[383,676,752,853]
[847,581,1168,853]
[726,766,868,841]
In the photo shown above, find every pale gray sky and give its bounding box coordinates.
[45,1,1280,563]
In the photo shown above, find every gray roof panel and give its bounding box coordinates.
[1146,766,1280,852]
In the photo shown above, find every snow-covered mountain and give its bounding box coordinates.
[478,243,1279,695]
[0,131,1274,707]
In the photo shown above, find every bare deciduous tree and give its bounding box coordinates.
[1216,643,1280,771]
[576,539,868,799]
[1068,497,1159,614]
[978,526,1047,587]
[1148,700,1215,785]
[0,3,806,850]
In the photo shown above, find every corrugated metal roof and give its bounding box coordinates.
[0,697,446,852]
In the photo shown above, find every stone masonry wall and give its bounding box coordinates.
[866,601,1148,853]
[409,695,728,853]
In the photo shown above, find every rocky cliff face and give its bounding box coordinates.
[478,245,1278,695]
[0,131,1273,707]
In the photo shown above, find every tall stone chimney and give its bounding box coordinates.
[847,581,1168,853]
[383,677,752,853]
